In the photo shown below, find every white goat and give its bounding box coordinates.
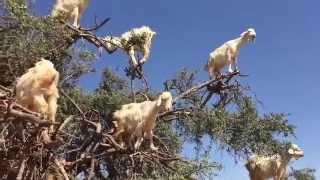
[16,58,59,131]
[104,26,156,68]
[245,144,304,180]
[51,0,89,27]
[113,92,172,151]
[205,28,256,78]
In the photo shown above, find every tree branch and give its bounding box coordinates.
[79,17,110,32]
[173,71,240,102]
[66,20,117,54]
[54,158,69,180]
[16,158,27,180]
[0,107,56,126]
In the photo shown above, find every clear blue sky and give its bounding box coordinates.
[33,0,319,179]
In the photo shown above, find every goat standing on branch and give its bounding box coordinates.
[205,28,256,78]
[104,26,156,68]
[51,0,89,28]
[15,59,59,131]
[113,92,173,151]
[245,143,304,180]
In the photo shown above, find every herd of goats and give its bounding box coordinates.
[4,0,305,179]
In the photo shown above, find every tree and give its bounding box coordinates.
[0,0,308,179]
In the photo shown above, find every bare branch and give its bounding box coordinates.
[79,17,110,32]
[173,71,240,102]
[58,115,74,132]
[0,84,12,95]
[54,158,70,180]
[16,158,27,180]
[1,107,56,126]
[88,158,95,180]
[66,21,117,54]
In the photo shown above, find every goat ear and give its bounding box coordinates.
[156,96,162,107]
[240,31,248,37]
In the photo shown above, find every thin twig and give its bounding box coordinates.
[130,79,135,102]
[102,134,126,151]
[0,84,12,94]
[79,18,110,32]
[1,108,56,125]
[201,92,214,108]
[173,71,240,102]
[88,158,95,180]
[60,89,84,115]
[16,158,28,180]
[66,22,116,54]
[58,115,74,132]
[54,158,70,180]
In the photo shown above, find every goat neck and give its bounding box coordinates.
[142,101,160,127]
[234,35,249,50]
[279,151,292,168]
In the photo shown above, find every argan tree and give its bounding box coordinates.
[0,0,310,179]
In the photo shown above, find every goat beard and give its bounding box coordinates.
[251,37,256,43]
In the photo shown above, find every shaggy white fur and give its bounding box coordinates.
[16,58,59,131]
[206,28,256,78]
[51,0,89,27]
[245,144,304,180]
[113,92,172,150]
[104,26,156,68]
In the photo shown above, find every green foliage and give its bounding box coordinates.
[98,68,128,93]
[0,0,93,87]
[168,158,222,180]
[59,87,128,120]
[55,69,221,179]
[289,168,316,180]
[5,0,28,18]
[165,69,295,158]
[155,120,182,153]
[122,30,150,50]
